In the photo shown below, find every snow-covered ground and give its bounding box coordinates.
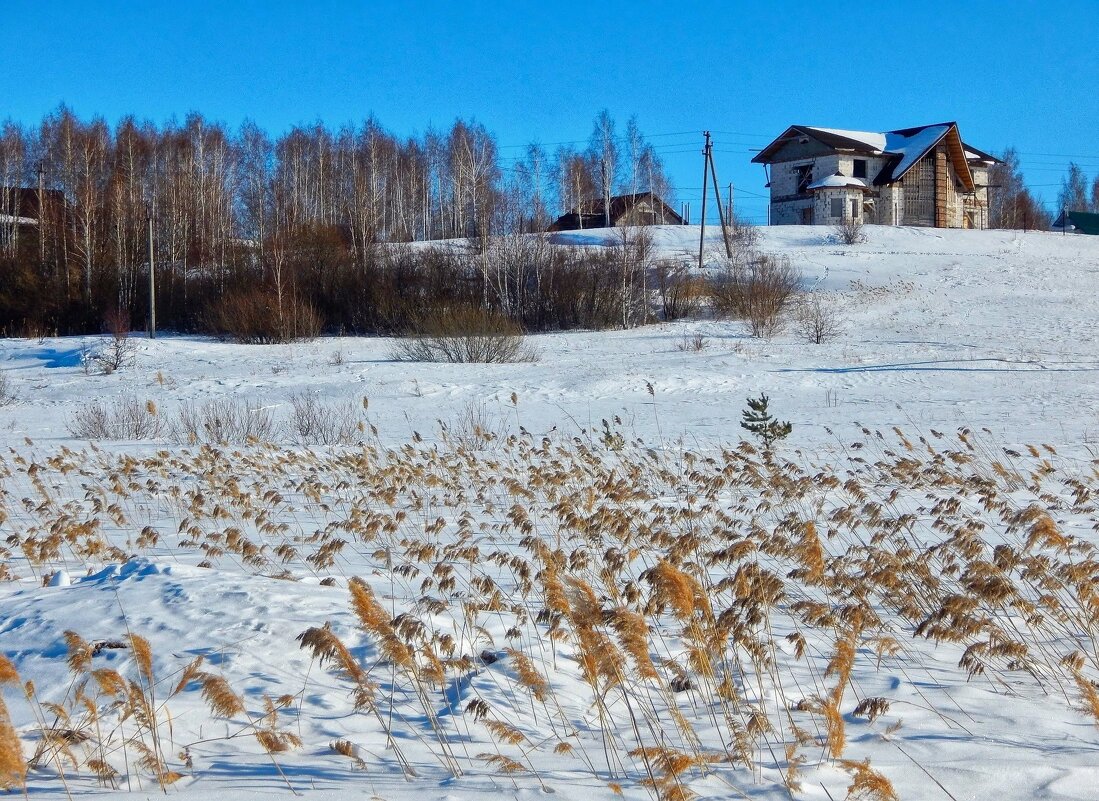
[2,225,1098,454]
[2,224,1099,801]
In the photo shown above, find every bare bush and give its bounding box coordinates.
[90,335,137,374]
[0,371,15,406]
[392,305,538,363]
[172,399,279,445]
[709,253,802,337]
[675,332,708,352]
[81,313,137,375]
[654,259,702,321]
[288,393,364,445]
[440,400,507,450]
[68,397,163,440]
[794,294,845,344]
[834,216,866,245]
[206,288,323,344]
[731,217,760,249]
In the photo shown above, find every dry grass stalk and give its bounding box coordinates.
[9,421,1099,797]
[128,633,154,686]
[505,648,550,702]
[0,691,27,791]
[840,758,899,801]
[349,577,414,670]
[0,656,18,686]
[331,738,366,769]
[297,625,374,709]
[197,672,245,719]
[478,752,528,773]
[1072,670,1099,725]
[64,630,93,673]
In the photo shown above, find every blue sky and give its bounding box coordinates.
[4,1,1097,222]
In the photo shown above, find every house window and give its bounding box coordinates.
[831,198,844,218]
[853,159,867,179]
[795,164,813,194]
[851,198,860,218]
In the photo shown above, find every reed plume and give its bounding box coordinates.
[197,672,245,719]
[840,758,898,801]
[0,677,26,791]
[505,648,550,702]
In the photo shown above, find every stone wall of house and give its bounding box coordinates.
[768,160,815,199]
[876,185,902,226]
[963,165,992,228]
[770,197,815,225]
[767,151,994,228]
[835,155,887,183]
[814,188,864,224]
[769,153,891,225]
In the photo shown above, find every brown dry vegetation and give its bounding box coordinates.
[0,424,1098,798]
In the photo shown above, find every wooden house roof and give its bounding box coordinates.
[1,186,65,219]
[548,192,683,231]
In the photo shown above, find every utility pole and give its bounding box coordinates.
[36,162,45,267]
[728,182,734,225]
[147,208,156,340]
[601,161,611,228]
[705,135,733,258]
[698,132,710,271]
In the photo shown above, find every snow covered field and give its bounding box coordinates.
[2,224,1099,801]
[2,225,1098,454]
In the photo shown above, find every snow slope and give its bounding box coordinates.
[2,224,1097,454]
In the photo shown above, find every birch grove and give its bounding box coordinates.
[0,107,674,336]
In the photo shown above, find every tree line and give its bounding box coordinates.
[0,107,672,336]
[986,148,1095,230]
[1056,160,1099,217]
[0,106,1084,339]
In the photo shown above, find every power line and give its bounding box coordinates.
[496,129,702,149]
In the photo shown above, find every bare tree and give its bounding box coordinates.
[989,148,1051,229]
[1059,162,1089,214]
[589,110,619,227]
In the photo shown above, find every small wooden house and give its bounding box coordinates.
[0,187,63,254]
[752,123,1000,228]
[1052,210,1099,235]
[548,192,683,232]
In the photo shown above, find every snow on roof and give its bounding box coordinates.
[807,173,868,190]
[964,148,996,163]
[804,124,951,173]
[805,127,888,152]
[885,125,951,179]
[0,214,37,226]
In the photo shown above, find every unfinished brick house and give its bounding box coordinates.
[752,123,1000,228]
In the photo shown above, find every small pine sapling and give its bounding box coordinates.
[740,393,792,449]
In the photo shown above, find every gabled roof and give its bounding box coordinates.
[547,192,683,231]
[1053,209,1099,235]
[752,123,979,191]
[1,186,65,219]
[962,143,1002,164]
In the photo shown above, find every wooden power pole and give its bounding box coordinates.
[707,144,733,259]
[698,131,733,270]
[698,132,710,271]
[147,209,156,340]
[36,163,45,266]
